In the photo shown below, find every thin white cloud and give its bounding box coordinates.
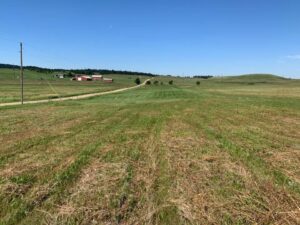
[286,55,300,60]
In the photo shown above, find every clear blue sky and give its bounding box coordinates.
[0,0,300,77]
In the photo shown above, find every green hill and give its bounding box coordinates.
[0,68,58,81]
[213,74,288,84]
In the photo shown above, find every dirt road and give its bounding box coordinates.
[0,79,150,107]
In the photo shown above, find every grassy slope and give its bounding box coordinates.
[152,74,300,98]
[0,68,148,103]
[0,75,299,224]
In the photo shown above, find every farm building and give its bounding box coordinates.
[92,75,103,80]
[55,74,65,79]
[75,75,92,81]
[103,78,114,83]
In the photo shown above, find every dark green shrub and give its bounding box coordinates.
[196,81,201,85]
[169,80,173,85]
[135,78,141,85]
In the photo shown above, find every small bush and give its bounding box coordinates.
[135,78,141,85]
[160,81,164,85]
[154,80,159,85]
[196,81,201,85]
[146,80,151,85]
[169,80,173,85]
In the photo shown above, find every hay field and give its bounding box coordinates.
[0,74,299,224]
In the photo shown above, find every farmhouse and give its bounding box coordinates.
[103,78,114,83]
[92,75,103,81]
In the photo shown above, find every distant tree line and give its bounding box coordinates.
[69,69,157,77]
[0,64,20,69]
[0,63,214,79]
[0,63,158,77]
[193,75,213,79]
[0,64,53,73]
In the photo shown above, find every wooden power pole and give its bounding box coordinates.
[20,42,24,104]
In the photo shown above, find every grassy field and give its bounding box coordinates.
[0,74,299,224]
[0,69,149,103]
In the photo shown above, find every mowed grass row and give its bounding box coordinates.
[0,68,150,103]
[0,81,299,224]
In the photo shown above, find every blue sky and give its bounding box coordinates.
[0,0,300,77]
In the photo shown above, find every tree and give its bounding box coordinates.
[196,81,201,86]
[169,80,173,85]
[135,77,141,85]
[154,80,159,85]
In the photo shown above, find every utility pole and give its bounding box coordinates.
[20,42,24,104]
